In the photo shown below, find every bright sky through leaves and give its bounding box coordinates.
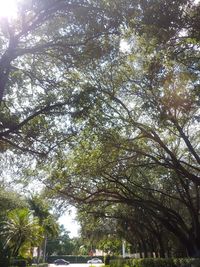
[0,0,18,18]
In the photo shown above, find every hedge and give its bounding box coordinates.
[110,258,200,267]
[10,259,27,267]
[10,261,48,267]
[29,264,48,267]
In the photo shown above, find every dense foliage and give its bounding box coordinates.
[0,187,27,266]
[0,0,199,260]
[43,0,200,258]
[0,0,122,156]
[46,225,75,256]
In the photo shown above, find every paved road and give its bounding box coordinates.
[49,263,104,267]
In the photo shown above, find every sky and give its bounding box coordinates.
[58,207,80,238]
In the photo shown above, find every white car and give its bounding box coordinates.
[87,258,103,264]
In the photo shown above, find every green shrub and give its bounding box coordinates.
[134,258,176,267]
[109,258,128,267]
[110,258,200,267]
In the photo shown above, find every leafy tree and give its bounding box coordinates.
[77,203,175,257]
[0,0,123,157]
[0,187,26,213]
[46,225,75,256]
[28,195,59,237]
[77,206,121,253]
[28,195,59,262]
[42,0,200,257]
[45,59,199,255]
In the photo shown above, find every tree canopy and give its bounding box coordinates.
[41,0,200,257]
[0,0,122,156]
[0,0,199,259]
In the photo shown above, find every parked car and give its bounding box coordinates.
[87,258,103,264]
[54,259,70,265]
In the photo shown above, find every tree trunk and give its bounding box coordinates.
[138,242,143,258]
[42,236,47,263]
[37,246,41,264]
[148,238,157,258]
[157,234,165,258]
[141,238,148,258]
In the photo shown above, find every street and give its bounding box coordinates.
[48,263,104,267]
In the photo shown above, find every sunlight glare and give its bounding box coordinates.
[0,0,18,19]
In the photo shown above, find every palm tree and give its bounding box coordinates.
[0,208,44,263]
[0,187,27,266]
